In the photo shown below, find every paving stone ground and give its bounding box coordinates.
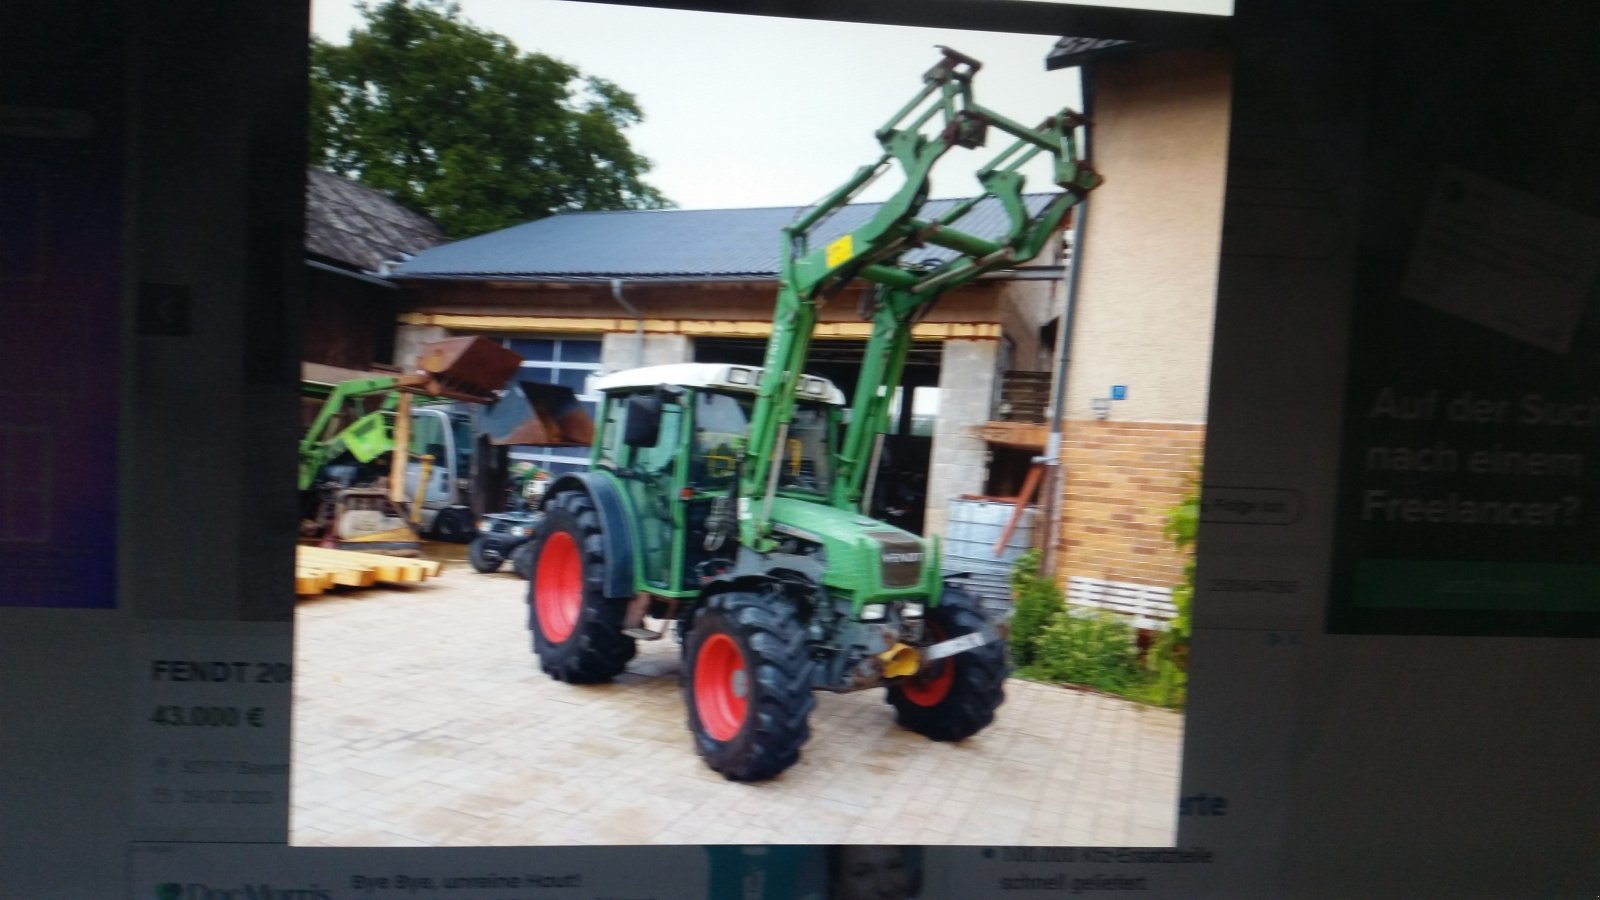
[290,556,1183,847]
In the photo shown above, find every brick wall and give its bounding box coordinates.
[1056,419,1205,588]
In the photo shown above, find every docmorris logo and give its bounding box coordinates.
[156,884,332,900]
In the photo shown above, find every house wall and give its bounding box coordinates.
[995,276,1060,373]
[303,266,398,369]
[1053,48,1230,592]
[1066,49,1229,425]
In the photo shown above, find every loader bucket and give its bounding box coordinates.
[411,336,524,402]
[482,380,596,446]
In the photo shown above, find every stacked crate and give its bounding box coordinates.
[941,498,1038,614]
[997,371,1052,423]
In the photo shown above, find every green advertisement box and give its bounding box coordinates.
[1329,25,1600,636]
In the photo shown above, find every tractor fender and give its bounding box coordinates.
[698,572,783,600]
[543,472,636,599]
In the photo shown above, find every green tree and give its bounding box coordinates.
[310,0,670,237]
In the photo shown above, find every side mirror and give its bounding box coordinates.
[623,394,663,448]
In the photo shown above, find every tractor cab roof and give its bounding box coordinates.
[592,363,846,406]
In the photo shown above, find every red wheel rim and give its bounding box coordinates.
[534,531,581,642]
[902,623,955,707]
[694,632,748,741]
[901,659,954,706]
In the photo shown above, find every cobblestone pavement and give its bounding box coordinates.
[291,559,1183,847]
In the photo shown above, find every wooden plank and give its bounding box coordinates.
[296,546,442,584]
[976,421,1048,449]
[294,567,335,595]
[992,465,1045,556]
[298,562,377,588]
[307,546,443,578]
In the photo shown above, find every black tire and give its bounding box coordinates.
[510,541,534,580]
[886,587,1007,741]
[467,536,502,573]
[681,590,816,782]
[430,506,474,543]
[528,489,635,683]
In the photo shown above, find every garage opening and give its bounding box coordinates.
[694,336,942,533]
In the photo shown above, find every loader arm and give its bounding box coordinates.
[739,47,1101,548]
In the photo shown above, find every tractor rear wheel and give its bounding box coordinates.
[682,591,816,781]
[886,587,1007,741]
[528,489,635,683]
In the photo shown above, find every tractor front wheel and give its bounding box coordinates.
[682,591,816,782]
[430,506,475,543]
[467,536,502,573]
[886,587,1007,741]
[528,490,635,683]
[510,542,534,580]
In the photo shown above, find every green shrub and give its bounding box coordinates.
[1028,609,1143,694]
[1008,548,1063,667]
[1146,471,1200,706]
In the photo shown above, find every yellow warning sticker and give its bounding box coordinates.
[826,234,853,268]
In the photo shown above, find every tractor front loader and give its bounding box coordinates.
[524,47,1101,780]
[298,337,591,553]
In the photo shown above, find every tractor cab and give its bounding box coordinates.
[588,363,867,594]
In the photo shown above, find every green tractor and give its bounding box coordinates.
[525,47,1101,781]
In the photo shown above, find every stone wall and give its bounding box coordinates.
[600,332,692,374]
[925,338,1000,538]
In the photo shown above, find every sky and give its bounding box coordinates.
[310,0,1230,210]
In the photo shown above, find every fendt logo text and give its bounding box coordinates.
[157,883,332,900]
[882,552,922,564]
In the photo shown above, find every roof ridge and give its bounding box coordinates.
[549,190,1066,217]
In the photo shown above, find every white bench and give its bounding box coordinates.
[1065,577,1178,631]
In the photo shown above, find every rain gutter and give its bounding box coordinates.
[1042,65,1094,576]
[306,258,397,289]
[611,277,646,368]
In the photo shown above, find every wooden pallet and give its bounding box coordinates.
[295,546,443,596]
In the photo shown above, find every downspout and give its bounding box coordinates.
[610,278,645,368]
[1041,65,1094,577]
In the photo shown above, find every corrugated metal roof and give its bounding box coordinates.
[392,193,1063,280]
[304,168,445,273]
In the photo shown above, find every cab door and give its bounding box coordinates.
[403,407,456,507]
[618,391,687,590]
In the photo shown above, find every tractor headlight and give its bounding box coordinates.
[859,604,888,622]
[510,526,531,538]
[902,602,924,619]
[475,519,490,532]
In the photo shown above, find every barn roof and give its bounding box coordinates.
[391,193,1063,282]
[304,167,445,274]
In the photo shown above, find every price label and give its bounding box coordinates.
[131,626,293,841]
[148,705,266,727]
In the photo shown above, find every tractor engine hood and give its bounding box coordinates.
[765,497,937,600]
